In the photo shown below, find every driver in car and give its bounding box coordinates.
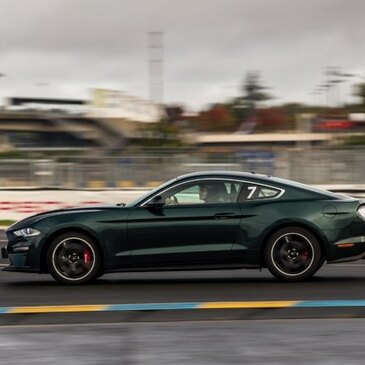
[199,183,228,203]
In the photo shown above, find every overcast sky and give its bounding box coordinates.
[0,0,364,111]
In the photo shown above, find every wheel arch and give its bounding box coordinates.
[39,227,105,274]
[259,221,328,267]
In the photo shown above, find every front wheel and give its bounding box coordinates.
[264,227,322,281]
[47,232,101,285]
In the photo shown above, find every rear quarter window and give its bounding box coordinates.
[238,183,282,201]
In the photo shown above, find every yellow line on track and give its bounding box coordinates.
[8,305,108,314]
[5,301,301,314]
[199,301,299,309]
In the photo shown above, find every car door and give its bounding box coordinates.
[127,179,243,266]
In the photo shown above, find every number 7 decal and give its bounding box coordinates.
[247,186,257,199]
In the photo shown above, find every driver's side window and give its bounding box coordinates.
[160,179,241,206]
[162,183,203,206]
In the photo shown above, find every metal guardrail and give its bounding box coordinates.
[0,149,364,188]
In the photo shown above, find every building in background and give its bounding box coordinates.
[87,88,164,143]
[88,88,163,122]
[0,90,164,153]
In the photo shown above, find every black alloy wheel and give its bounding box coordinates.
[47,232,101,285]
[264,226,322,281]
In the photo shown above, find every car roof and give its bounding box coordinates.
[176,170,269,181]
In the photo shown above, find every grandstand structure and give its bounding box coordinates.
[193,132,333,153]
[0,95,162,153]
[0,96,354,160]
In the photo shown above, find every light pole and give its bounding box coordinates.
[0,73,6,109]
[324,67,355,107]
[148,31,164,105]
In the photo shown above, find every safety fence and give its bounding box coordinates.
[0,148,364,188]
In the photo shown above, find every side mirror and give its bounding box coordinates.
[145,195,164,208]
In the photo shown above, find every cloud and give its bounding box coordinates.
[0,0,364,109]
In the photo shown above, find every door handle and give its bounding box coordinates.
[214,212,236,219]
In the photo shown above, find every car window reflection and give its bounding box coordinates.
[160,180,243,206]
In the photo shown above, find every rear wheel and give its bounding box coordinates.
[47,232,101,285]
[264,227,322,281]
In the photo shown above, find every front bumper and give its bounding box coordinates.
[3,230,43,272]
[2,265,40,273]
[1,245,39,272]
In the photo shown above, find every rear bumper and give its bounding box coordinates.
[328,236,365,263]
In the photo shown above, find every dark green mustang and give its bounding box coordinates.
[2,171,365,284]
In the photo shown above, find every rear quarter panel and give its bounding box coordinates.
[235,196,361,263]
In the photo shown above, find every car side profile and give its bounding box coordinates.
[2,171,365,284]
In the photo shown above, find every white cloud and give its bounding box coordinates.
[0,0,364,109]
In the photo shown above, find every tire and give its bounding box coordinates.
[47,232,101,285]
[264,226,322,281]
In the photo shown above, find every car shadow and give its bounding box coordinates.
[3,271,365,288]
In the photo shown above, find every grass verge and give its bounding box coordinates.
[0,220,15,227]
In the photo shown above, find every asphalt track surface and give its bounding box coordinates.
[1,230,365,364]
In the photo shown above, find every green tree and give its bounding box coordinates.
[242,71,271,110]
[195,104,238,132]
[231,71,272,131]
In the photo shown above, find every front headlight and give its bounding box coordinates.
[357,205,365,221]
[13,228,41,237]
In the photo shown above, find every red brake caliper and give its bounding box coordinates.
[83,249,92,265]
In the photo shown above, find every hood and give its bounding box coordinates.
[7,204,120,232]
